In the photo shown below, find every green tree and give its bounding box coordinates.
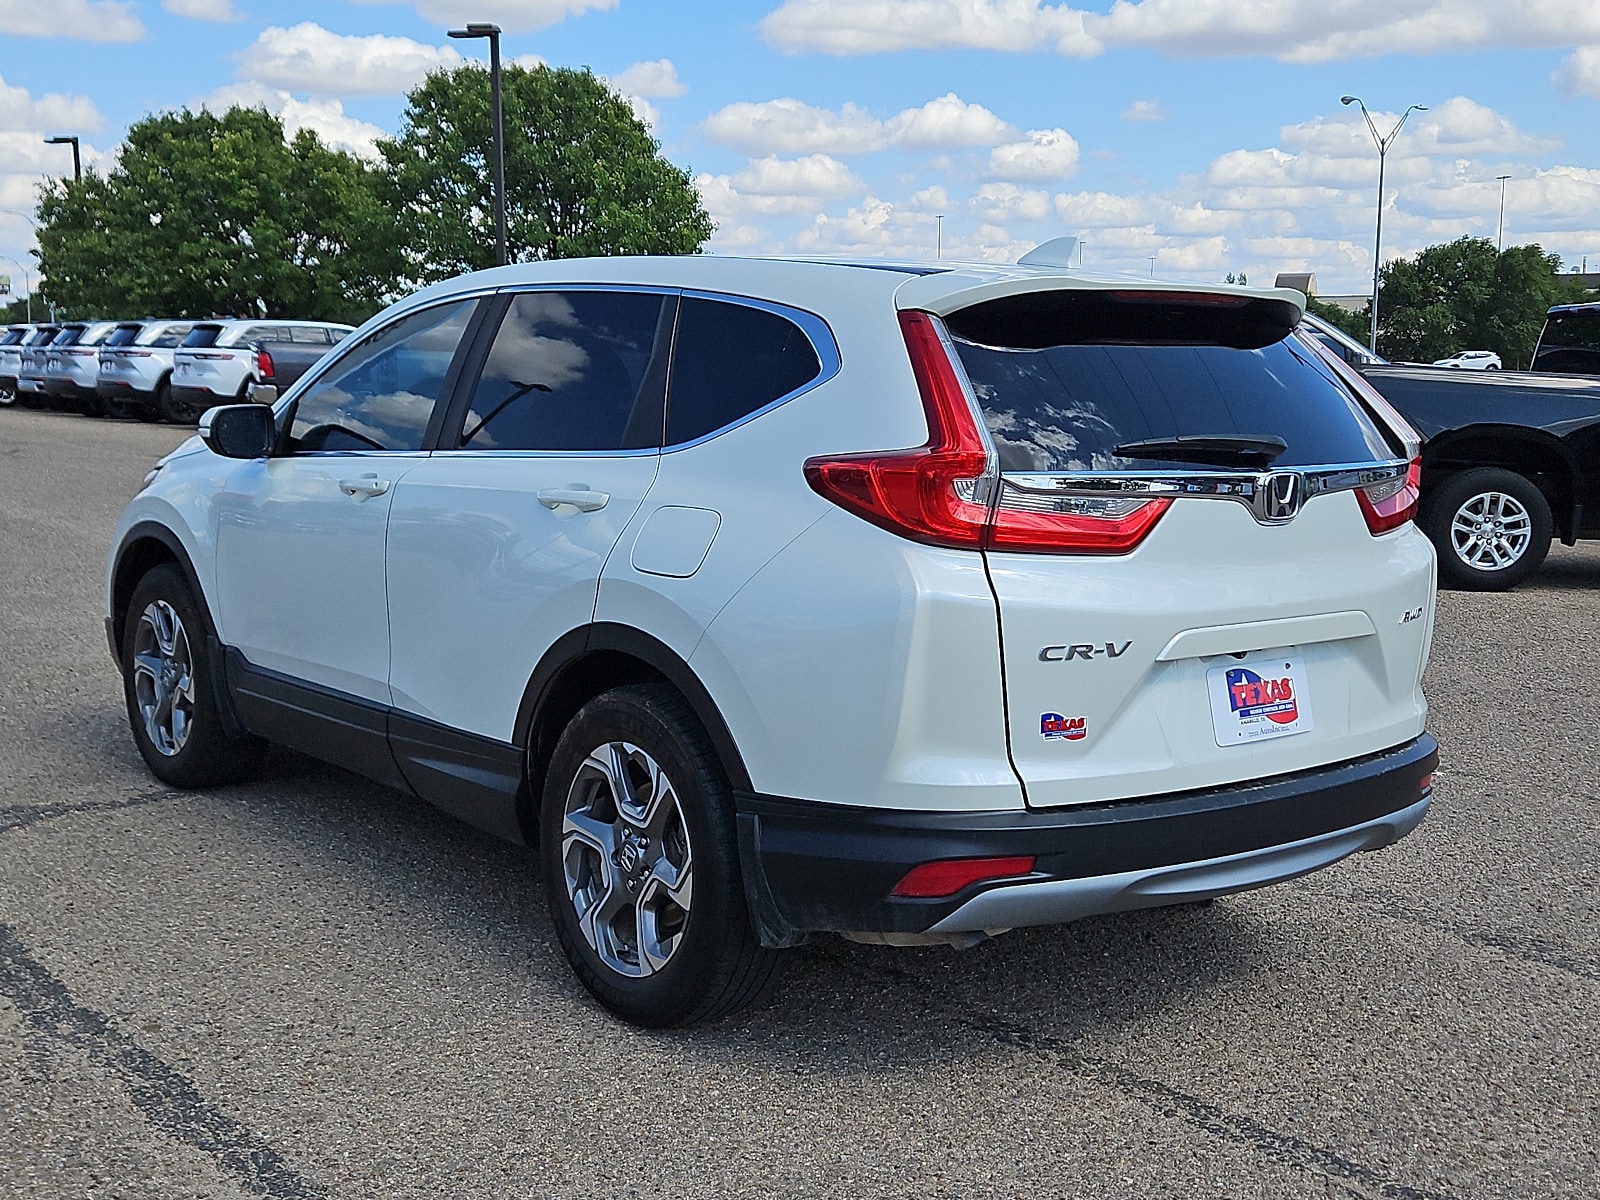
[1376,236,1586,368]
[34,107,399,324]
[379,63,713,283]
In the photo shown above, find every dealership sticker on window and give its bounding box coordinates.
[1207,655,1312,747]
[1041,713,1087,741]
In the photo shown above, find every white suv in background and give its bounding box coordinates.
[107,256,1438,1026]
[96,320,195,421]
[167,319,352,423]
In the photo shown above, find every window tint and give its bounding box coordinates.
[290,325,331,344]
[289,300,475,453]
[945,292,1394,473]
[181,325,223,348]
[53,328,84,346]
[1534,310,1600,373]
[666,298,822,445]
[458,290,669,451]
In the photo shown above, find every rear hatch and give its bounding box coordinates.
[174,323,239,393]
[941,288,1433,808]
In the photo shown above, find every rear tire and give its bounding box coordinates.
[1420,467,1552,591]
[157,381,195,424]
[539,684,780,1027]
[122,564,266,788]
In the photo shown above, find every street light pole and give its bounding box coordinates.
[1496,175,1512,253]
[0,255,32,321]
[44,136,81,182]
[448,22,507,267]
[935,214,943,259]
[1341,96,1428,354]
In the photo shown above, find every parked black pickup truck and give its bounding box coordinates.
[243,337,338,402]
[1304,313,1600,590]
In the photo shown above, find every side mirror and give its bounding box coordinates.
[247,382,278,405]
[200,403,276,459]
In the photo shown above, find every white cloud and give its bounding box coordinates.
[237,23,463,98]
[702,93,1016,156]
[702,98,887,155]
[761,0,1600,63]
[973,182,1050,221]
[0,0,143,42]
[988,128,1080,181]
[883,93,1016,149]
[696,154,865,219]
[0,75,103,134]
[1555,46,1600,99]
[348,0,617,35]
[162,0,242,20]
[1120,99,1165,121]
[197,83,390,158]
[761,0,1099,56]
[612,59,685,98]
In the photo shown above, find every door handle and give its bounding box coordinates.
[537,487,610,513]
[339,477,390,498]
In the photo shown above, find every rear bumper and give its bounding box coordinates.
[735,734,1437,943]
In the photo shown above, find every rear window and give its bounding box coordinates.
[1533,309,1600,373]
[1,330,24,346]
[943,291,1396,473]
[106,325,143,347]
[181,325,224,348]
[53,328,84,346]
[290,326,331,344]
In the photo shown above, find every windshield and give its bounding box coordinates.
[944,292,1397,474]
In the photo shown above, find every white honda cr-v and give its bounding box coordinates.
[107,255,1438,1026]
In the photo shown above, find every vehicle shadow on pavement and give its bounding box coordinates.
[228,747,1271,1064]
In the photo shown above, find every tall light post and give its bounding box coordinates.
[44,136,81,182]
[448,22,507,267]
[935,214,943,259]
[1496,174,1512,253]
[0,255,32,321]
[1341,96,1427,354]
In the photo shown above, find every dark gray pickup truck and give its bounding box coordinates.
[1305,312,1600,590]
[242,336,340,403]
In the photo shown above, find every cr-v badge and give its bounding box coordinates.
[1040,642,1132,662]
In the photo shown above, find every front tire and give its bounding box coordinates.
[122,564,265,787]
[1420,467,1552,591]
[539,684,779,1027]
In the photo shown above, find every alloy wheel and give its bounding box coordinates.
[1450,491,1533,571]
[130,600,196,756]
[560,741,694,978]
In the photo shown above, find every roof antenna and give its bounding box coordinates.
[1018,236,1081,268]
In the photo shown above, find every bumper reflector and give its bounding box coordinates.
[891,855,1037,899]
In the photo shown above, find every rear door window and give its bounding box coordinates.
[453,290,672,452]
[943,291,1396,473]
[290,326,331,344]
[665,297,823,445]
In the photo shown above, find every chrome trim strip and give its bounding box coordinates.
[998,459,1409,526]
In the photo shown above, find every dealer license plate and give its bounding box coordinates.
[1207,652,1313,747]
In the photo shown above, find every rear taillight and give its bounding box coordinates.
[802,311,992,549]
[1356,457,1421,536]
[891,855,1036,898]
[257,347,275,379]
[804,311,1169,554]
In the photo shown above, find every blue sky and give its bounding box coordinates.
[3,0,1600,301]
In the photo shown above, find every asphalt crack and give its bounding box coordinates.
[0,790,178,835]
[819,950,1456,1200]
[0,922,326,1199]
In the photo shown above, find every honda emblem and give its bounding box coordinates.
[1253,471,1304,524]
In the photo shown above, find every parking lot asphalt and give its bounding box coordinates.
[1,405,1596,1200]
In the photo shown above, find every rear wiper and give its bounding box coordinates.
[1111,434,1288,468]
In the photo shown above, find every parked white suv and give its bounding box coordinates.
[96,320,195,422]
[107,257,1438,1026]
[167,319,352,423]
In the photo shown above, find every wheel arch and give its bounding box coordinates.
[514,624,753,839]
[1421,425,1578,539]
[109,522,212,664]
